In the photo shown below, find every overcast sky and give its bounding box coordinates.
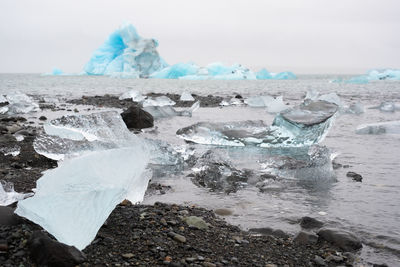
[0,0,399,74]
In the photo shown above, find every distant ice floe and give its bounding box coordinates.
[356,121,400,135]
[342,69,400,84]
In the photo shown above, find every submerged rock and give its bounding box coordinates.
[299,216,324,229]
[317,228,362,251]
[293,231,318,245]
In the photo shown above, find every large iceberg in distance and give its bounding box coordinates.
[177,100,338,147]
[84,23,168,77]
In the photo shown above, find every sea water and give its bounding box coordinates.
[1,74,399,265]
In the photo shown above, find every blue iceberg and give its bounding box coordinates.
[346,69,400,84]
[150,62,199,79]
[84,23,168,77]
[83,23,296,80]
[256,68,297,80]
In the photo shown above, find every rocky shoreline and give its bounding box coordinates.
[0,94,382,267]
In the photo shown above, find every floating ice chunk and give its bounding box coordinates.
[356,121,400,135]
[177,101,338,147]
[5,92,40,114]
[52,68,63,75]
[142,96,176,107]
[346,76,369,84]
[244,95,288,112]
[265,96,288,114]
[143,101,199,119]
[318,93,341,107]
[345,101,365,114]
[0,106,8,114]
[372,101,396,112]
[14,134,24,142]
[0,95,7,103]
[84,23,167,77]
[180,92,195,101]
[346,69,400,83]
[305,89,319,101]
[16,147,149,250]
[150,63,199,79]
[244,95,274,107]
[1,180,33,206]
[119,90,146,102]
[219,98,242,106]
[0,145,20,157]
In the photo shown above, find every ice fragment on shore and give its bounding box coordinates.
[84,23,167,77]
[1,180,33,206]
[0,145,20,157]
[0,95,8,103]
[356,121,400,135]
[119,90,146,102]
[142,96,176,107]
[318,93,341,107]
[5,92,40,114]
[143,101,199,119]
[16,147,149,250]
[34,111,143,160]
[177,101,338,147]
[180,92,195,101]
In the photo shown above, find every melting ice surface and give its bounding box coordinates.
[2,92,40,114]
[119,89,146,102]
[142,96,176,107]
[17,111,150,250]
[1,180,33,206]
[143,101,200,119]
[84,23,167,77]
[176,101,338,147]
[16,148,149,250]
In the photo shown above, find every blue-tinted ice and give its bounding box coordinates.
[84,23,167,77]
[17,111,151,250]
[176,101,338,147]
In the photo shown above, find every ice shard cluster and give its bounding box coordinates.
[83,23,296,80]
[176,100,338,147]
[0,92,40,114]
[16,111,150,250]
[84,23,168,77]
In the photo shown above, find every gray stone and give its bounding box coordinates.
[120,105,154,129]
[299,216,323,229]
[183,216,209,230]
[317,228,362,251]
[314,255,327,266]
[293,231,318,245]
[28,231,86,267]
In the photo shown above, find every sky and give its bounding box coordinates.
[0,0,399,74]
